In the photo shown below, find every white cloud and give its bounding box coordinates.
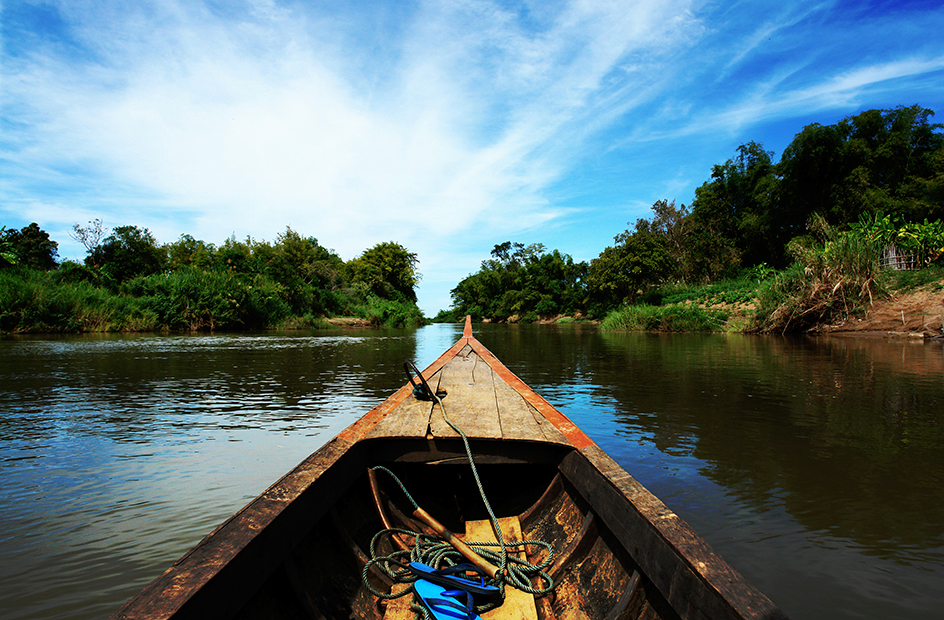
[5,2,703,234]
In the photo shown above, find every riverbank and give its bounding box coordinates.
[0,266,427,333]
[323,316,373,327]
[818,280,944,337]
[587,269,944,338]
[695,276,944,338]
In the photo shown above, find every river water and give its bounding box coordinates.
[1,323,942,619]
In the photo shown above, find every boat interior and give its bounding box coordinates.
[216,437,681,620]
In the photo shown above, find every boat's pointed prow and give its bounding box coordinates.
[463,314,473,338]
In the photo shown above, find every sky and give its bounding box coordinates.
[2,1,944,316]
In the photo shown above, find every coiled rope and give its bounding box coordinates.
[361,362,554,615]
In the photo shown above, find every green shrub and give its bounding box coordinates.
[0,268,155,332]
[122,268,293,331]
[755,216,885,332]
[2,251,427,333]
[358,295,426,328]
[601,304,728,331]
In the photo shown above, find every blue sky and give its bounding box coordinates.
[3,1,944,315]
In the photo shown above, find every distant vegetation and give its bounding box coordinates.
[5,105,943,334]
[439,105,944,332]
[0,223,424,332]
[436,242,587,323]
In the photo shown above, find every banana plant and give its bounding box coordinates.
[0,226,19,266]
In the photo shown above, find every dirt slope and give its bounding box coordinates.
[824,282,944,336]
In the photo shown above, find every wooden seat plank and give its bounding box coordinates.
[465,516,538,620]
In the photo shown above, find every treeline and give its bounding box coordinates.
[0,223,425,332]
[442,105,944,327]
[443,242,587,323]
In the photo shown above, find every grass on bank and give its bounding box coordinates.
[601,258,943,335]
[883,264,944,293]
[0,267,426,333]
[600,304,729,332]
[599,267,767,332]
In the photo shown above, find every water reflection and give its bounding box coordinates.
[471,324,944,620]
[1,331,418,448]
[0,327,453,620]
[593,333,944,561]
[1,324,943,620]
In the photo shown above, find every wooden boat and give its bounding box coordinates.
[111,317,789,620]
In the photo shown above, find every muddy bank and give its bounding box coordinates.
[819,281,944,338]
[324,317,372,327]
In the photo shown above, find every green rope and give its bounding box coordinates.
[362,372,555,614]
[429,385,510,575]
[365,469,555,598]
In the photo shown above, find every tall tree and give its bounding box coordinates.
[347,242,420,302]
[779,105,944,225]
[689,141,781,267]
[1,223,59,270]
[257,228,345,314]
[88,225,167,283]
[69,219,107,266]
[450,242,587,321]
[588,226,674,306]
[166,234,216,270]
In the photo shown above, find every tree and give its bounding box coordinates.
[69,219,107,266]
[449,242,587,321]
[625,198,740,284]
[523,249,587,316]
[0,226,18,266]
[88,225,167,283]
[166,234,216,270]
[1,223,59,270]
[216,235,256,274]
[689,141,781,267]
[636,199,697,279]
[256,227,346,315]
[778,105,944,226]
[267,227,343,290]
[588,227,674,306]
[347,242,420,302]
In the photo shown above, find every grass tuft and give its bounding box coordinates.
[600,304,728,332]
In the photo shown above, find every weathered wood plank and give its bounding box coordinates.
[603,570,641,620]
[365,373,440,439]
[560,447,788,620]
[381,588,414,620]
[429,350,503,440]
[525,399,570,444]
[466,336,593,449]
[339,335,473,444]
[492,370,549,442]
[464,517,538,620]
